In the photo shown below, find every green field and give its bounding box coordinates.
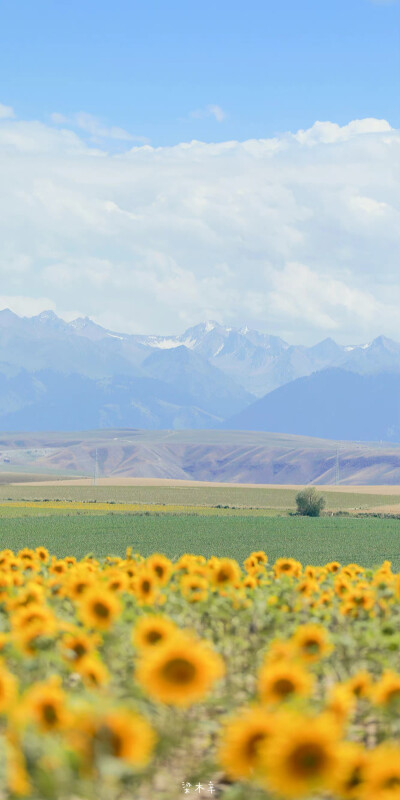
[0,483,398,511]
[1,512,400,567]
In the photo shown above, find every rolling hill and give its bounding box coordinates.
[0,430,399,485]
[226,369,400,442]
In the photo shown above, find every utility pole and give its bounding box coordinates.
[93,448,98,486]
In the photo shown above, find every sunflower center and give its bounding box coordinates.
[345,767,363,790]
[217,569,231,583]
[162,657,196,684]
[93,601,110,619]
[154,566,164,578]
[142,580,151,594]
[26,612,43,624]
[289,743,326,776]
[110,730,123,757]
[245,732,267,761]
[42,703,58,725]
[303,639,320,654]
[75,582,87,594]
[273,678,296,698]
[147,630,163,644]
[281,563,291,571]
[383,776,400,789]
[73,642,87,657]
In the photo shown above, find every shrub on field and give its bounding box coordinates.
[295,487,326,517]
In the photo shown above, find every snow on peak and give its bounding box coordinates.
[344,342,371,352]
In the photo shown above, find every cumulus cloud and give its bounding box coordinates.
[0,108,398,343]
[0,103,15,119]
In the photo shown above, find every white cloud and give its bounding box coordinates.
[190,104,226,122]
[0,113,398,343]
[0,103,15,120]
[51,111,148,143]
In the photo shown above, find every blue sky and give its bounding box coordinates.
[1,0,399,147]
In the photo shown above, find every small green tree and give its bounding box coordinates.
[295,487,326,517]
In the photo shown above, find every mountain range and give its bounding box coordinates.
[0,309,398,440]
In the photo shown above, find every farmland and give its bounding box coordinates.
[0,481,399,566]
[0,510,400,567]
[1,480,400,511]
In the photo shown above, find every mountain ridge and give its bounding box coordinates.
[0,309,398,437]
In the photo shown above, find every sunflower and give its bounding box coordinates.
[132,569,159,605]
[374,670,400,707]
[17,548,35,563]
[346,670,372,700]
[244,552,268,575]
[180,574,209,602]
[218,705,276,780]
[133,615,177,651]
[0,572,11,600]
[95,709,156,766]
[258,712,339,798]
[8,582,45,611]
[35,546,49,563]
[135,634,225,706]
[291,624,333,663]
[6,733,31,797]
[210,558,241,589]
[65,569,96,600]
[243,556,263,576]
[243,574,258,590]
[76,655,110,688]
[325,683,355,725]
[78,587,121,631]
[258,660,313,705]
[333,742,369,799]
[61,630,101,664]
[334,576,352,597]
[251,550,268,565]
[316,590,334,608]
[25,677,69,732]
[0,666,18,713]
[105,569,129,593]
[176,554,205,573]
[274,558,302,579]
[296,579,319,598]
[146,554,173,586]
[363,743,400,800]
[11,602,55,631]
[325,560,341,573]
[341,587,375,615]
[304,566,317,579]
[0,550,13,568]
[264,639,295,664]
[49,559,68,576]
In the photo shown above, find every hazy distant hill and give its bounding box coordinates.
[1,430,400,485]
[226,369,400,442]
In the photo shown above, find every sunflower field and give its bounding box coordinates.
[0,548,400,799]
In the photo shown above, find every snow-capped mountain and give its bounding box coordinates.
[0,309,399,433]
